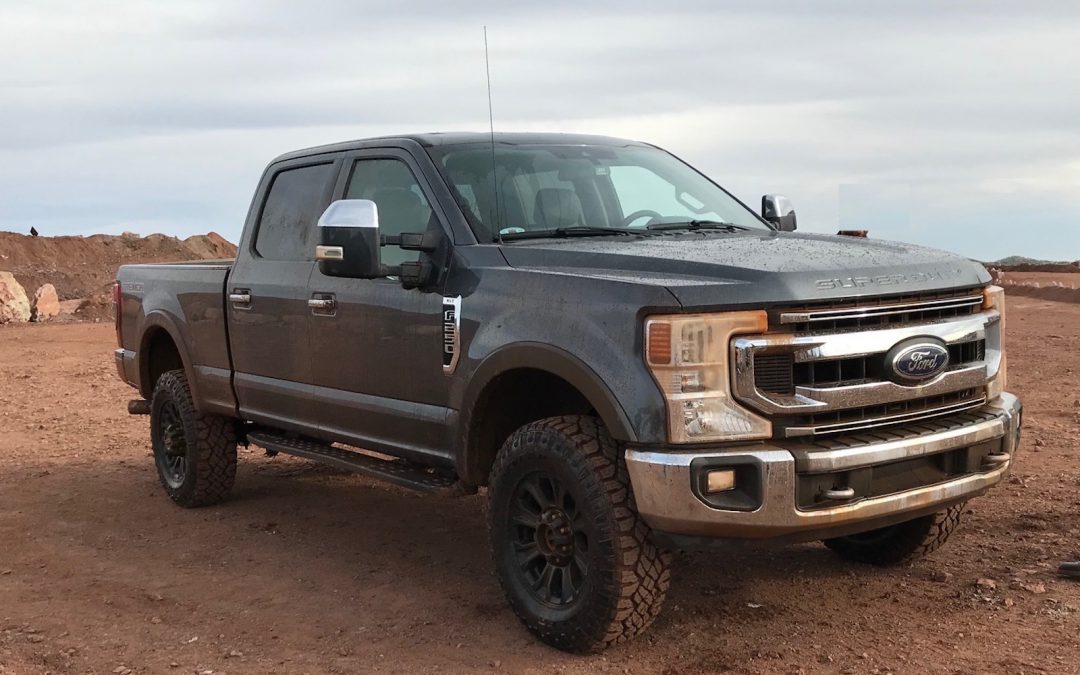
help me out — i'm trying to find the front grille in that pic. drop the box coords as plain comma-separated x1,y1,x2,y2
775,288,984,333
789,407,1001,449
755,339,986,395
783,389,985,436
734,288,1000,438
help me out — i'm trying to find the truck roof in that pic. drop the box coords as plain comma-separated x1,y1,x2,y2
272,132,649,164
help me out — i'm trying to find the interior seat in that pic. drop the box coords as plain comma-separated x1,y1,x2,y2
534,188,585,229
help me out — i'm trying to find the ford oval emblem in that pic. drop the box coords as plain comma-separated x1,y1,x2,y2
885,338,950,383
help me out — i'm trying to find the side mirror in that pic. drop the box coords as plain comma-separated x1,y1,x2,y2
316,199,382,278
762,194,797,231
315,199,441,287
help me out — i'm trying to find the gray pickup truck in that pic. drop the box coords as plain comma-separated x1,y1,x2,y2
115,132,1021,652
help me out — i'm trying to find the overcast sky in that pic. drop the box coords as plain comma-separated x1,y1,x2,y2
2,0,1078,261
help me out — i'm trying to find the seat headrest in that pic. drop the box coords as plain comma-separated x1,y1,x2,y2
534,188,584,229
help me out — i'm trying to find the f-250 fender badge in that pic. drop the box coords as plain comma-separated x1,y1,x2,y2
442,296,462,375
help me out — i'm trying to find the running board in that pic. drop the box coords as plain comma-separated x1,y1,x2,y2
246,431,460,494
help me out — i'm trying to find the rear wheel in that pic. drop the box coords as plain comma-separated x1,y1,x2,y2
823,503,965,566
487,415,671,653
150,370,237,507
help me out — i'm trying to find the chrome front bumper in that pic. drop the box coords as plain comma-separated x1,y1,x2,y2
625,392,1021,541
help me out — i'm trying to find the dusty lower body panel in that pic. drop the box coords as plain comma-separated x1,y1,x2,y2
626,392,1021,543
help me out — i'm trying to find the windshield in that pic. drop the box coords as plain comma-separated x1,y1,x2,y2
427,143,771,241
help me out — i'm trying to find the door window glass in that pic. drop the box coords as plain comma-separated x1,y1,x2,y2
254,162,336,261
346,159,435,266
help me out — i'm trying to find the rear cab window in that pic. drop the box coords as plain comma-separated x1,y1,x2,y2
254,162,338,261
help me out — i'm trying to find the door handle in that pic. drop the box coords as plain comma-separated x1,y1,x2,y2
229,291,252,306
308,294,336,314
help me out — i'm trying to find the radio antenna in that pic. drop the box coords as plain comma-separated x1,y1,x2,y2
484,26,502,243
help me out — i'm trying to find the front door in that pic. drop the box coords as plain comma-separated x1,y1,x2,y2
308,149,454,465
228,158,339,434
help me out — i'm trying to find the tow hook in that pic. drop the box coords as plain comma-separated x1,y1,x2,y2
981,451,1011,470
821,486,856,502
127,399,151,415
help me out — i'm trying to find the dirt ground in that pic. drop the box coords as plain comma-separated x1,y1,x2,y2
1,296,1078,675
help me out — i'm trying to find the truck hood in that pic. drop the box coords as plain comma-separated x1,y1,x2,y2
499,230,990,309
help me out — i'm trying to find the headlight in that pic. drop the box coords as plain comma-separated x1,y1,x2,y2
983,285,1007,399
644,311,772,443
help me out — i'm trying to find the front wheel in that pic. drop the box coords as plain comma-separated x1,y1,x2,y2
487,416,671,653
150,370,237,507
823,503,965,566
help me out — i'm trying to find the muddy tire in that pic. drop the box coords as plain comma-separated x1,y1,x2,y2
150,369,237,508
823,503,965,566
487,415,671,653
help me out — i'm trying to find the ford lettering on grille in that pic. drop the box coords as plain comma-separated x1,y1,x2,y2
887,339,950,383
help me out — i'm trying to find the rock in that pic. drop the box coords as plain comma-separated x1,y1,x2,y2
929,570,954,583
30,284,59,322
58,298,85,315
1034,438,1045,447
976,578,997,590
1020,582,1047,594
0,272,31,323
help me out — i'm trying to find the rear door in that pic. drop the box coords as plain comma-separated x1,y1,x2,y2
228,156,340,434
307,148,454,465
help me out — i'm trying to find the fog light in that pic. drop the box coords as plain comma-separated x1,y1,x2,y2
706,469,736,493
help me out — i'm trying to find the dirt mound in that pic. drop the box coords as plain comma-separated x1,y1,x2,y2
992,262,1080,274
1001,283,1080,304
0,231,236,319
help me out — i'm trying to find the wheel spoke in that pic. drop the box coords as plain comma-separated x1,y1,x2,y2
514,540,543,565
532,563,555,601
567,560,583,594
572,548,588,579
521,480,552,511
557,567,574,604
510,511,539,531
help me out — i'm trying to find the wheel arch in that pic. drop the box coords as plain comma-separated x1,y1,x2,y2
455,343,636,486
137,313,197,402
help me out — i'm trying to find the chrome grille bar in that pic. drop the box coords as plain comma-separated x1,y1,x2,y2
783,396,987,438
779,294,984,325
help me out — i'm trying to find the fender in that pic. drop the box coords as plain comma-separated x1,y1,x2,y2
137,311,198,403
454,342,637,479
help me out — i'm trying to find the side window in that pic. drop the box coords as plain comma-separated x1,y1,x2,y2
346,159,434,266
254,162,336,261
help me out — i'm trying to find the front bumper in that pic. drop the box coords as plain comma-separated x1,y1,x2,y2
625,392,1021,543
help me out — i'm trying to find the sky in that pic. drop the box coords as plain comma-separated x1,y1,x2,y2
2,0,1078,262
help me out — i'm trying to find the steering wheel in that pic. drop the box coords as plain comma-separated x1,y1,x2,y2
622,209,663,228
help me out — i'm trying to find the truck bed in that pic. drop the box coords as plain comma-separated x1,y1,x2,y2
115,260,237,417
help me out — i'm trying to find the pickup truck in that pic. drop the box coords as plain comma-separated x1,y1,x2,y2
115,132,1021,653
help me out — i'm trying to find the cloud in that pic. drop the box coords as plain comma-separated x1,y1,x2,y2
1,0,1078,261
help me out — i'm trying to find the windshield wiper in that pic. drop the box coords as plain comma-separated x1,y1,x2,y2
646,219,751,232
499,226,637,241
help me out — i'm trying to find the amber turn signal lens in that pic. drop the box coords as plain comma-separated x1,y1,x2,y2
646,321,672,365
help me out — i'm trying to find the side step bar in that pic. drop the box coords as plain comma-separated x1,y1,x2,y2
246,431,461,494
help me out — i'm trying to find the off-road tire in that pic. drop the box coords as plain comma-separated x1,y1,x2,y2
823,503,965,566
150,369,237,507
487,415,671,653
